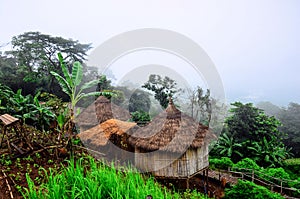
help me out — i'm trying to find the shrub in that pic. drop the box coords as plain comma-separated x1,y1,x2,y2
288,177,300,191
209,157,234,170
283,158,300,178
266,167,290,180
233,158,261,171
130,111,151,123
224,180,284,199
258,167,291,187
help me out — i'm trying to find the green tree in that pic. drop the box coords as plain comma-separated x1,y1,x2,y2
278,102,300,157
0,54,25,92
214,102,290,166
226,102,284,143
142,74,180,109
97,74,112,92
129,90,151,113
6,31,91,97
188,87,212,124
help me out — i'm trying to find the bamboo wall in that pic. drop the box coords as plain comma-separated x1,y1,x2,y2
134,143,209,178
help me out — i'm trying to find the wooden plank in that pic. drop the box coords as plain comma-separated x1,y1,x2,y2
0,114,19,126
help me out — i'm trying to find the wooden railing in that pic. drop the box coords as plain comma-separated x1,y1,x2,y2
211,167,300,198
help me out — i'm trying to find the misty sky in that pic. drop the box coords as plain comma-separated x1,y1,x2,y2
1,0,300,106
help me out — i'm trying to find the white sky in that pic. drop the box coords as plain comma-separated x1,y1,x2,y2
1,0,300,106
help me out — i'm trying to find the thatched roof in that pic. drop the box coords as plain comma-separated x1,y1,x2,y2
128,98,210,154
75,96,131,127
78,119,138,147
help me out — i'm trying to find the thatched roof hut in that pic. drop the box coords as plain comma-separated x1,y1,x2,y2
75,96,131,132
129,98,212,178
78,119,138,163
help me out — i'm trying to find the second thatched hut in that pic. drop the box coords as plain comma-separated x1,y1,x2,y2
129,98,212,178
78,118,138,163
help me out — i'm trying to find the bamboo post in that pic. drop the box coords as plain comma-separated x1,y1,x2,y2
252,169,254,182
202,170,206,194
280,180,283,194
206,168,209,192
186,178,189,189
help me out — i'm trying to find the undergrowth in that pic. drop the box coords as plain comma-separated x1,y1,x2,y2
23,156,207,199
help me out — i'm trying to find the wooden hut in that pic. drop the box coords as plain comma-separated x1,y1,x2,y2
129,98,212,178
78,119,138,163
75,96,131,132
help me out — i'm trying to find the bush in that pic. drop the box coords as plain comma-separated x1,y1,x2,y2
283,158,300,178
224,180,284,199
266,167,290,180
233,158,261,171
130,111,151,123
258,167,291,187
209,157,234,170
288,177,300,191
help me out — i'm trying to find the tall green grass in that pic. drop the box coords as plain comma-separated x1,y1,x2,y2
23,156,206,199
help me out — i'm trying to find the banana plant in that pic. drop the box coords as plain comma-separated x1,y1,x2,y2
50,53,104,136
24,92,56,131
213,132,243,160
247,136,292,167
50,53,100,113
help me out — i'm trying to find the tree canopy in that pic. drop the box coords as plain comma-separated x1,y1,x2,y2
1,32,92,99
142,74,180,109
278,102,300,157
128,89,151,113
212,102,291,167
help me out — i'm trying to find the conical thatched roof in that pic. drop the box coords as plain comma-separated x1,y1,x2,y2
78,119,138,147
128,98,210,154
75,96,131,127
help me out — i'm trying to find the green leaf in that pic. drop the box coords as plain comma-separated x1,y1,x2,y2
77,91,102,100
235,151,244,157
50,71,72,96
57,114,65,129
58,53,72,86
72,61,83,86
220,149,227,155
228,148,232,157
33,91,41,106
80,79,99,91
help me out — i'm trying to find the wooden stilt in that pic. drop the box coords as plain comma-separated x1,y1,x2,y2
206,168,209,194
186,178,189,189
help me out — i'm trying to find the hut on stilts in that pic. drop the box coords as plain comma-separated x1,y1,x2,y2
129,98,214,188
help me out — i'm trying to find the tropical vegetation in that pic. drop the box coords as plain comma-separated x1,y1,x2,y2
1,31,300,198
